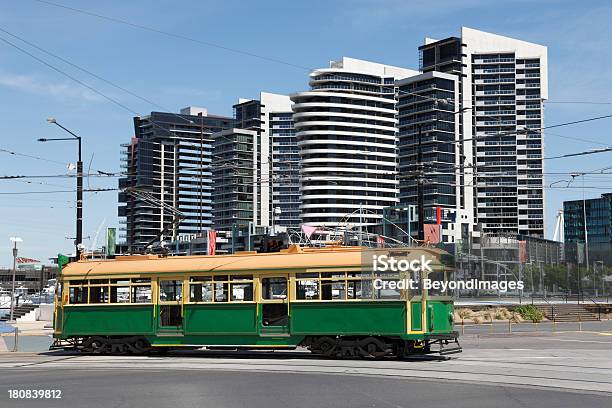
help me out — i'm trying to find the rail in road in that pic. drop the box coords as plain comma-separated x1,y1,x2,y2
2,345,611,394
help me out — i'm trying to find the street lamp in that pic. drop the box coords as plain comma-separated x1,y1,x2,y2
9,237,22,322
39,117,83,259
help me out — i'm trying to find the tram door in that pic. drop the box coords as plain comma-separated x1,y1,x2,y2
157,279,184,334
259,276,289,335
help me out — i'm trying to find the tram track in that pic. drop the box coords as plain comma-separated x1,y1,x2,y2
3,351,612,394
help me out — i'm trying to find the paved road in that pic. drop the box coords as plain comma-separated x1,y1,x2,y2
1,368,610,408
1,330,611,408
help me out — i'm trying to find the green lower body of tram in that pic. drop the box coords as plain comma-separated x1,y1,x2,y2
52,299,461,357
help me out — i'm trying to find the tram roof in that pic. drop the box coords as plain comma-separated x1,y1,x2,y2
60,245,449,278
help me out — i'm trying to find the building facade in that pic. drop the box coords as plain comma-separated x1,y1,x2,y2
227,92,299,230
118,108,233,252
212,127,261,231
265,94,301,230
396,71,471,243
564,193,612,264
212,92,299,231
292,57,417,229
419,27,548,238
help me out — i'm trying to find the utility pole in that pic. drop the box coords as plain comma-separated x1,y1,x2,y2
42,118,83,259
417,124,424,241
582,174,589,298
9,237,22,322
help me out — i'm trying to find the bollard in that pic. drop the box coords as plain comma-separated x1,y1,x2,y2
461,320,465,335
12,327,18,352
508,319,512,333
579,315,582,332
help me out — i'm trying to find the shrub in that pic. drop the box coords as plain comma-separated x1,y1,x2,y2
494,307,508,320
515,305,544,323
457,308,472,321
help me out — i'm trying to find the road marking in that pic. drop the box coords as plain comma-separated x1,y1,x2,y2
533,338,612,344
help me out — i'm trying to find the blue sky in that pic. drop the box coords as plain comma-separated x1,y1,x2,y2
1,0,612,266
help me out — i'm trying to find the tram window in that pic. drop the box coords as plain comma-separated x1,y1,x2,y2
190,283,203,302
131,278,150,283
231,274,253,281
359,279,374,299
375,279,401,300
321,281,346,300
111,279,130,285
111,286,130,303
89,286,108,303
296,273,318,279
159,280,182,302
90,279,108,285
132,285,152,303
230,282,253,301
214,282,228,302
296,280,319,300
261,278,287,300
347,280,361,299
69,286,88,304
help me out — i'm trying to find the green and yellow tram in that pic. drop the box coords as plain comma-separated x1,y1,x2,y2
52,245,461,357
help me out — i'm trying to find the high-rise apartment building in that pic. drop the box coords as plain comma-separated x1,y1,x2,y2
291,57,417,228
212,127,261,231
397,71,470,243
213,92,299,231
419,27,547,237
118,108,233,251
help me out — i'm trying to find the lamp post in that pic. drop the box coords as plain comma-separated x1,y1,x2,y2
9,237,22,322
39,118,83,259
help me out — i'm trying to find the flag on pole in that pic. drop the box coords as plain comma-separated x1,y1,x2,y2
424,224,441,244
106,228,116,257
519,240,527,263
301,225,318,239
376,235,385,248
16,257,40,264
207,230,217,255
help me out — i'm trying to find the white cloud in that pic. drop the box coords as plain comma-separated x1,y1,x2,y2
0,72,104,102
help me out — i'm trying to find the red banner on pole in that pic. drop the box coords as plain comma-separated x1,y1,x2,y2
436,206,441,225
518,240,527,263
424,224,441,244
207,230,217,255
377,235,385,248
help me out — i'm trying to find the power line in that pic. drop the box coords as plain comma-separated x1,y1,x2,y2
0,147,68,166
0,188,117,195
0,26,180,115
33,0,311,71
0,34,139,115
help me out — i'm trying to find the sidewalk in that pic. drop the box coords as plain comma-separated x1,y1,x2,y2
0,320,54,353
